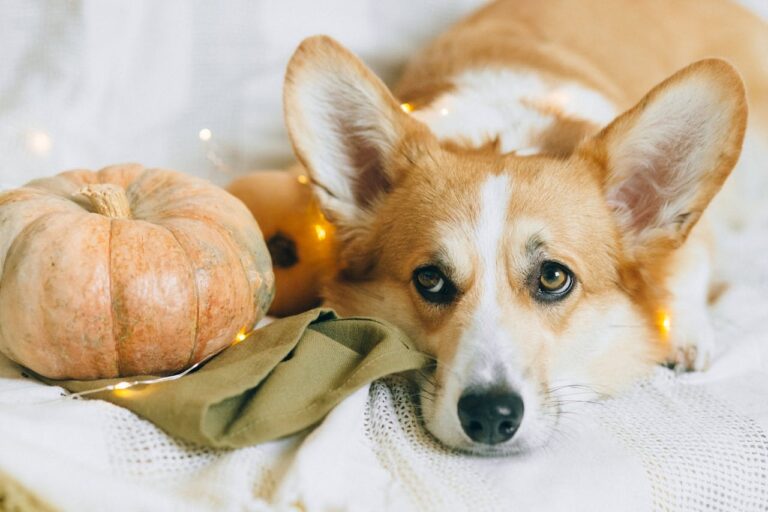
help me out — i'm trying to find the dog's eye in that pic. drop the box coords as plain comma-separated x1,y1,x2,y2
537,261,574,299
413,266,456,305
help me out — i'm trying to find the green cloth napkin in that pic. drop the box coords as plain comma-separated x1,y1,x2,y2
53,309,430,449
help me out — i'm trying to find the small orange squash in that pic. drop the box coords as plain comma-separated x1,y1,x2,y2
227,169,336,317
0,164,274,379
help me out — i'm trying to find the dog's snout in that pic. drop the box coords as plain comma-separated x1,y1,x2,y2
457,389,524,445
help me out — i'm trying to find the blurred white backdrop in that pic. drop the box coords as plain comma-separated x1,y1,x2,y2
0,0,765,187
0,0,485,186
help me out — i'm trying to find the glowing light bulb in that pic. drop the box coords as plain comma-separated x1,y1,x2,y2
400,102,414,113
232,329,248,345
657,310,672,338
314,224,327,241
26,130,52,156
198,128,212,141
297,175,309,185
439,107,449,116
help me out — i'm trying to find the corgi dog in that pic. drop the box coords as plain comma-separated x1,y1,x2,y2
282,0,768,454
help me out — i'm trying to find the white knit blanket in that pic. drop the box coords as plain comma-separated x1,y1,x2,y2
1,218,767,511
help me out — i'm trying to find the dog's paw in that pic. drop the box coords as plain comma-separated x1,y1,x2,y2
664,313,715,373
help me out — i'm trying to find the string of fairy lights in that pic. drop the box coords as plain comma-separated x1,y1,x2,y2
65,358,210,400
57,328,253,401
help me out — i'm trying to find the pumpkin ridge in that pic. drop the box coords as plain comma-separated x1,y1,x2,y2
162,223,201,368
178,217,254,358
107,218,121,376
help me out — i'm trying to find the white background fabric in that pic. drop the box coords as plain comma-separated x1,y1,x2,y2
1,1,768,511
0,0,486,188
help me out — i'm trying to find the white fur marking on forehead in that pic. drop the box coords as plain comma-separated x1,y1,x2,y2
436,174,513,286
451,174,515,385
476,174,513,305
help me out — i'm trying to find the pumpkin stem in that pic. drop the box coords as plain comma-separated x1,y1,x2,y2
76,184,133,219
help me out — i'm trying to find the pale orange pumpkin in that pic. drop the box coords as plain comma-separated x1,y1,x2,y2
0,163,274,379
227,169,336,317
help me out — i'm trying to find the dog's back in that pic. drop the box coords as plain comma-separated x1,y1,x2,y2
397,0,768,127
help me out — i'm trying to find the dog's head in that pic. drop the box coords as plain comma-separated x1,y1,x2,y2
283,36,746,454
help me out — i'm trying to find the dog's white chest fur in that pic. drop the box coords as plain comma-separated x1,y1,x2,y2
412,68,617,153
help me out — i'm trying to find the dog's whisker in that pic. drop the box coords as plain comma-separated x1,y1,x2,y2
547,383,596,392
545,401,603,409
545,390,600,398
415,369,438,384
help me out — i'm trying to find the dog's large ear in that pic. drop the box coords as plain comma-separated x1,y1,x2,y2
581,59,747,257
284,36,425,231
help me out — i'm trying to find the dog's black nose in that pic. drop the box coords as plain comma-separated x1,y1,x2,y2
457,390,524,445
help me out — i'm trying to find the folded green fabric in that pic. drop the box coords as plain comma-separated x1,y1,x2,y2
53,309,430,448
